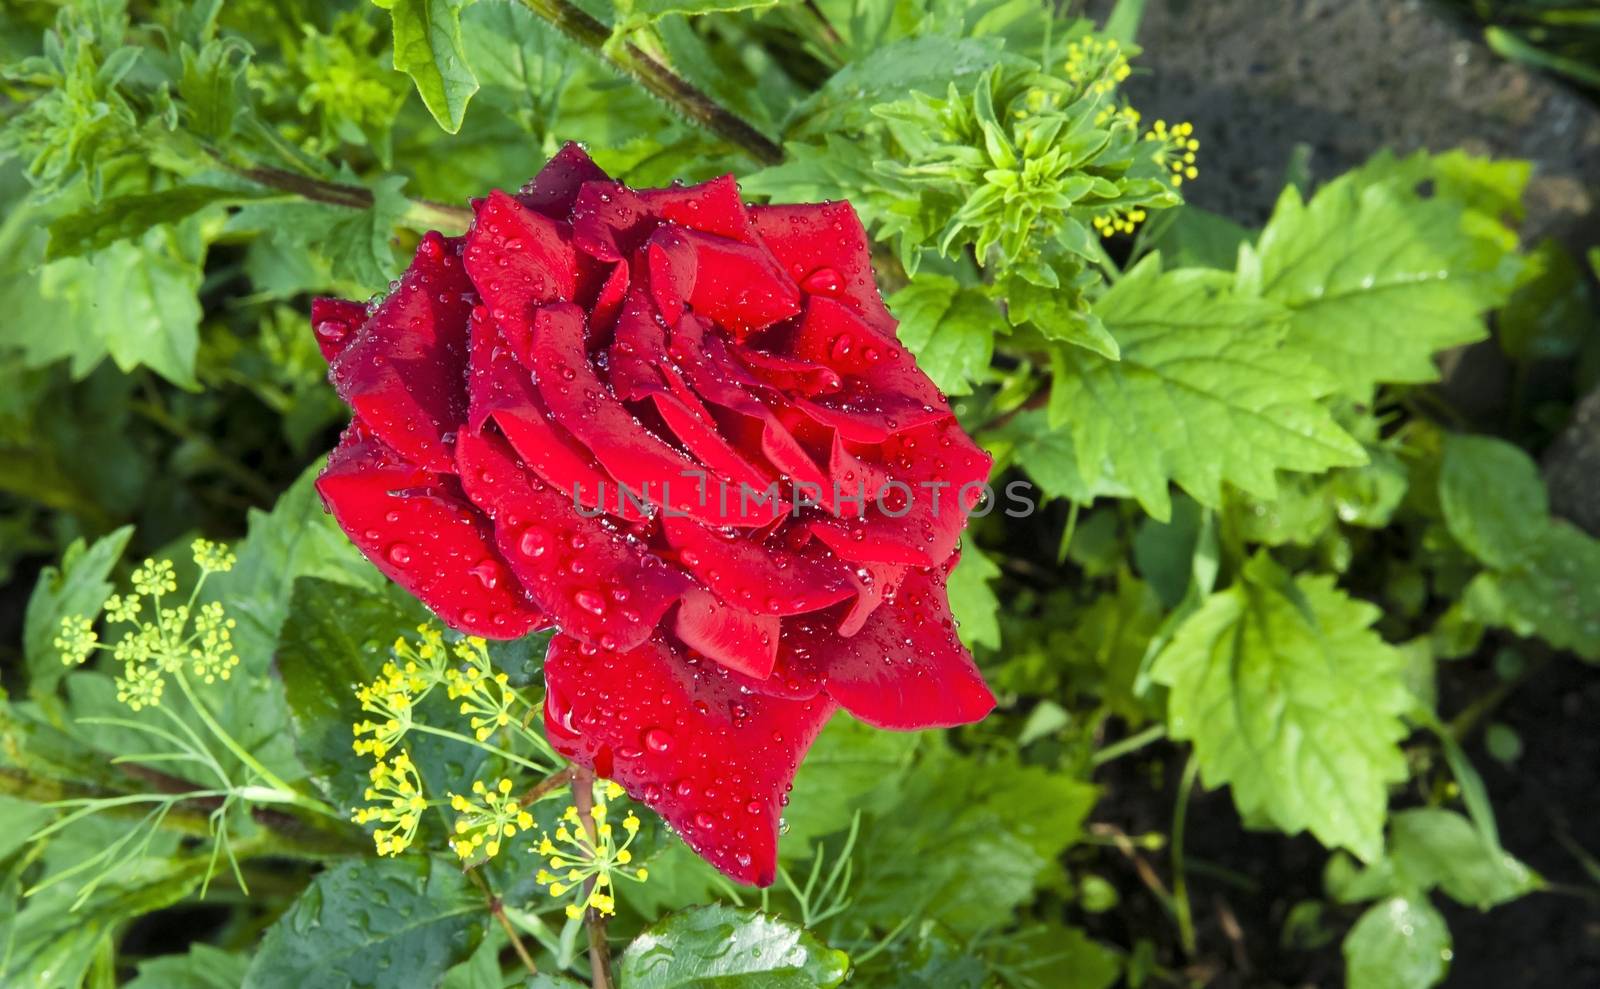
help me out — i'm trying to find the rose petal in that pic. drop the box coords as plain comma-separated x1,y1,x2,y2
730,342,842,397
662,515,854,616
791,564,995,729
310,297,368,363
839,561,908,637
787,297,948,442
467,307,643,520
456,428,691,651
518,142,611,218
329,231,472,472
677,229,801,337
528,302,782,527
809,417,992,567
464,189,577,324
646,227,695,327
571,181,653,262
750,200,897,337
674,587,780,680
544,634,835,885
316,423,546,638
638,175,757,243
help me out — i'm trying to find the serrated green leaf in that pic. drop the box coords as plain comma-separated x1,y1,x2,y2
1152,559,1412,861
1055,258,1366,521
947,540,1001,650
22,526,133,696
1438,434,1547,569
1140,204,1250,270
326,176,411,289
887,274,1001,395
788,36,1020,137
243,855,483,989
1342,895,1451,989
781,714,919,850
1388,809,1540,910
1239,173,1516,399
374,0,479,133
619,905,849,989
277,577,430,809
1003,274,1120,360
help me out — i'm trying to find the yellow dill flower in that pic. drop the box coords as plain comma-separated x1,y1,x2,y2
116,661,165,711
353,752,428,856
351,662,420,758
190,538,237,574
446,777,535,861
535,780,647,919
189,602,240,684
444,639,516,743
1147,119,1200,187
55,616,99,667
104,593,141,624
131,559,177,597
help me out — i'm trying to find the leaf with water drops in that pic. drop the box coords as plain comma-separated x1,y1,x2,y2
619,904,849,989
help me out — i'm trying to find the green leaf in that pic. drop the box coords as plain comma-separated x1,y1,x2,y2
1238,173,1516,399
946,540,1001,650
1003,275,1120,360
1462,522,1600,661
1151,558,1412,861
1438,434,1547,569
619,905,849,989
3,233,205,389
887,274,1002,396
1388,809,1540,910
243,855,483,989
1439,434,1600,660
373,0,480,134
325,176,411,289
125,945,251,989
1341,895,1451,989
782,714,919,850
277,577,430,809
1139,204,1251,270
46,185,264,261
22,525,133,696
788,37,1020,137
986,408,1128,505
1055,259,1366,521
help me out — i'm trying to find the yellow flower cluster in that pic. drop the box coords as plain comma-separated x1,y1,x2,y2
445,637,517,743
352,752,427,856
54,543,242,711
1063,35,1132,96
447,778,535,861
1148,119,1200,187
535,781,647,920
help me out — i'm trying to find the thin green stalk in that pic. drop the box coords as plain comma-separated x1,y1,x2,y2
1170,755,1200,957
409,723,555,775
1091,724,1167,767
172,670,337,820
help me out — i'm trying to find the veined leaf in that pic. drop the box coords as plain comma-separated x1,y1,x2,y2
373,0,479,134
947,540,1002,650
1054,258,1366,521
1238,173,1517,399
1151,557,1413,861
47,184,269,260
243,855,483,989
1389,808,1540,910
619,905,849,989
888,274,1003,395
1438,434,1547,569
621,0,780,21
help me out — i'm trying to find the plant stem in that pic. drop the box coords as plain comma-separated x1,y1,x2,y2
517,766,574,807
468,870,541,977
1170,755,1200,957
409,723,554,775
1091,724,1168,767
514,0,783,165
229,163,474,234
172,670,338,821
570,766,615,989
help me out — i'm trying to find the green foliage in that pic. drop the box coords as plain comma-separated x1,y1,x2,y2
243,855,484,989
619,905,849,988
0,1,1589,986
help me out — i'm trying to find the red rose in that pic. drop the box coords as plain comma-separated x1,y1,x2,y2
312,144,996,884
